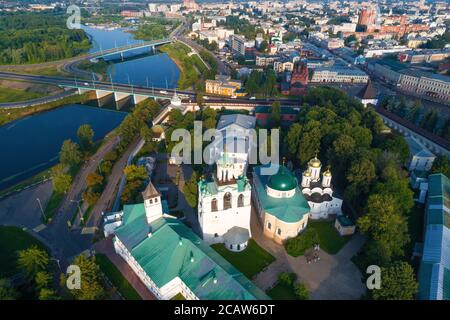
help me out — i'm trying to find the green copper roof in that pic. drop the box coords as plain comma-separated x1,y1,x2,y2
253,164,310,223
114,205,269,300
267,165,298,191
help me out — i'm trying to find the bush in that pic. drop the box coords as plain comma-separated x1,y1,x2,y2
293,282,309,300
278,272,296,287
285,228,319,257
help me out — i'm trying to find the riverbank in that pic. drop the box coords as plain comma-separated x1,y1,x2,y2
159,42,206,90
0,92,93,126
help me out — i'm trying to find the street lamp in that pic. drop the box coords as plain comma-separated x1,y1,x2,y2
36,198,47,222
70,199,84,224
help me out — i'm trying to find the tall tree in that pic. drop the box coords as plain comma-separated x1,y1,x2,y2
52,172,72,194
69,255,104,300
271,101,281,128
183,172,198,208
372,262,418,300
0,278,18,300
430,155,450,177
77,124,94,151
59,139,82,167
17,246,49,280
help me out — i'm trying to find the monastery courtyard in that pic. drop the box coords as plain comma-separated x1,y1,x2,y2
250,207,366,300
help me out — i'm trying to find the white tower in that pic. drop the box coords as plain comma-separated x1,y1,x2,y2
301,170,312,188
308,156,322,182
142,182,163,224
322,169,332,188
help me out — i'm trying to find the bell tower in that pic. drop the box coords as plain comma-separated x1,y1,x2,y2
142,182,163,224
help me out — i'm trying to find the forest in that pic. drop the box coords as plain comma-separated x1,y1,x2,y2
0,11,90,65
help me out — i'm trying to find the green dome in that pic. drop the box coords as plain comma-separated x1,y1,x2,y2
267,165,298,191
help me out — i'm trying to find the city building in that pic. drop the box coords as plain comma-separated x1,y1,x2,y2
300,157,343,219
252,163,310,245
356,80,378,107
230,34,246,56
417,173,450,300
310,67,369,83
357,6,378,28
405,136,436,173
103,182,268,300
205,75,245,97
197,114,256,248
289,62,309,95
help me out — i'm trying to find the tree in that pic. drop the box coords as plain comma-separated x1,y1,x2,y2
59,139,82,167
17,246,49,280
52,172,72,194
183,172,198,208
38,287,59,300
346,158,376,192
82,191,101,207
357,194,409,265
77,124,94,151
69,255,104,300
0,278,18,300
271,101,281,128
35,271,52,290
430,155,450,177
124,165,148,182
372,262,418,300
285,123,302,159
99,161,113,176
278,272,296,286
86,172,104,189
293,282,309,300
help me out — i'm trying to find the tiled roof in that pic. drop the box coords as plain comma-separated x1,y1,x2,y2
115,209,269,300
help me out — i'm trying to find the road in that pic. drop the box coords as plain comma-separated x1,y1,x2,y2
0,89,77,109
37,136,120,263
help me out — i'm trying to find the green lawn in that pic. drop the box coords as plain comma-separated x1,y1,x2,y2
0,86,45,103
266,282,298,300
308,220,352,254
95,254,142,300
211,239,275,279
0,226,48,278
43,191,64,223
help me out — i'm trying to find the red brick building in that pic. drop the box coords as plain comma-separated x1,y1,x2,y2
289,62,308,96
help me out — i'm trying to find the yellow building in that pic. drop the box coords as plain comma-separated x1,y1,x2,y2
205,75,244,97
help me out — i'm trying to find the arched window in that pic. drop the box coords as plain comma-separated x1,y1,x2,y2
223,192,232,210
211,198,218,212
267,222,272,230
277,228,282,235
238,194,244,207
237,244,241,250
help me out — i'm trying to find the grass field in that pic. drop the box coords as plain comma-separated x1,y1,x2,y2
0,226,48,278
43,192,65,223
308,220,352,254
0,86,45,103
211,239,275,279
266,282,297,300
95,254,142,300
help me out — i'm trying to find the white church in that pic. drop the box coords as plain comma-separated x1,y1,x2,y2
300,156,343,219
197,114,256,252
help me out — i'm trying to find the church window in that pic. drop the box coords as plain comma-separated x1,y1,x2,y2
237,244,241,250
267,222,272,230
238,194,244,207
230,244,233,249
211,198,218,212
214,233,219,238
277,228,282,235
149,199,153,204
223,192,232,210
155,198,158,203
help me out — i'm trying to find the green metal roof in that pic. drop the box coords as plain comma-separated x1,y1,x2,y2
114,205,269,300
253,164,310,223
267,165,298,191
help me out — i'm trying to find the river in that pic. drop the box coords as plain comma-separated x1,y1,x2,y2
0,26,179,191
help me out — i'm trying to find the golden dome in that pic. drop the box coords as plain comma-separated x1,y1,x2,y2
309,157,321,168
323,169,332,177
304,170,311,177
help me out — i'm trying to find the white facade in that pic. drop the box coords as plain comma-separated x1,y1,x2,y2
301,157,343,219
310,68,369,83
197,115,255,247
405,136,436,172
